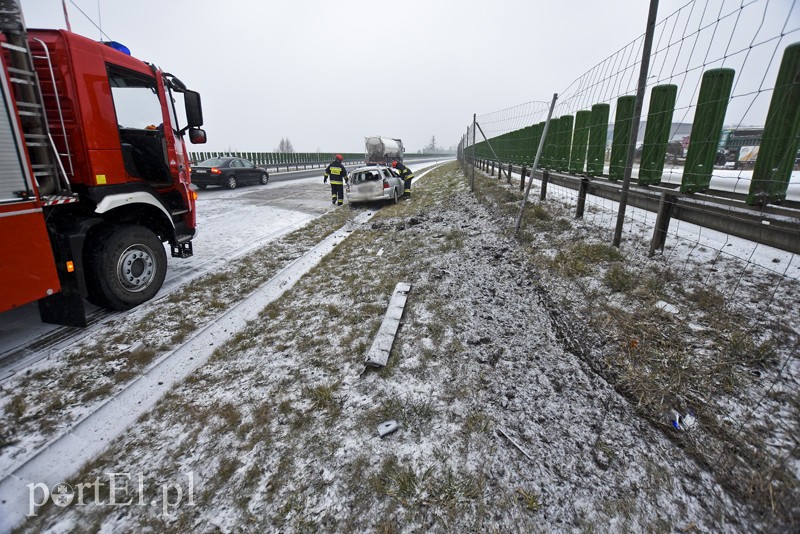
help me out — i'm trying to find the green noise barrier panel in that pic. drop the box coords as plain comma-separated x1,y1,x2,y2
748,42,800,205
609,95,636,181
532,123,544,165
556,114,574,172
542,117,560,169
681,68,735,193
520,125,534,164
587,103,610,177
639,84,678,185
569,110,592,174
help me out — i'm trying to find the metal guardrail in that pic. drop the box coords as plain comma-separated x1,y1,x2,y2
472,158,800,255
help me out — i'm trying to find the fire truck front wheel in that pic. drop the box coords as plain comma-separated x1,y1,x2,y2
86,225,168,310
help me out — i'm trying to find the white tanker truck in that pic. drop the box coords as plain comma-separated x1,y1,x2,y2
365,136,404,165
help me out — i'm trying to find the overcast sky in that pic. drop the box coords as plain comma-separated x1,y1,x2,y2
18,1,799,154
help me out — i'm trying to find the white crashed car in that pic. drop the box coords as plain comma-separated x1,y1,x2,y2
345,165,404,205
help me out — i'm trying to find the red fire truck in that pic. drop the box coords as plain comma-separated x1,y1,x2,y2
0,2,206,326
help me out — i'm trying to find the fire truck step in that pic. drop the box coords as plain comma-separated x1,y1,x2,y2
170,208,188,217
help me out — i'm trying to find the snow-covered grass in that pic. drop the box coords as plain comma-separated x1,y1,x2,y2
0,200,354,478
14,162,799,532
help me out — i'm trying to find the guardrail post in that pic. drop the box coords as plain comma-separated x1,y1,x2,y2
507,163,513,185
520,165,527,191
576,177,590,218
491,160,495,177
540,170,549,200
649,192,675,256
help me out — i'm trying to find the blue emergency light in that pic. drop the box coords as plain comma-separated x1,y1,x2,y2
103,41,131,55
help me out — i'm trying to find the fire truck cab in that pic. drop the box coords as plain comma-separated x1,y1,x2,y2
0,3,205,326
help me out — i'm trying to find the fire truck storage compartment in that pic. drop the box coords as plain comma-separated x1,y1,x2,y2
0,67,61,312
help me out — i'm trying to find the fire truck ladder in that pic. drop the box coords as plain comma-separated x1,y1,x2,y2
0,0,73,199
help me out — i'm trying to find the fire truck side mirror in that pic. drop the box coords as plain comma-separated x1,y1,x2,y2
184,90,204,128
189,128,207,145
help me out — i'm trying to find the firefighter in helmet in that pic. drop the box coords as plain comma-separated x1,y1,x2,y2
392,160,414,199
324,154,348,206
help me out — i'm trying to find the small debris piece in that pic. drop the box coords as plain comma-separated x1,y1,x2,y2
378,420,399,438
671,408,697,431
496,427,533,461
364,283,412,368
655,300,679,314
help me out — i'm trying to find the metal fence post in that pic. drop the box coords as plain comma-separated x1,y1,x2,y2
520,165,527,191
613,0,659,247
471,114,476,192
475,122,510,182
515,93,558,236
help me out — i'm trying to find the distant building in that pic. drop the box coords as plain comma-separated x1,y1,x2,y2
719,127,764,150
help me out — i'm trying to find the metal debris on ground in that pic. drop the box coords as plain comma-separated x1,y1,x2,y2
496,427,533,461
364,282,412,368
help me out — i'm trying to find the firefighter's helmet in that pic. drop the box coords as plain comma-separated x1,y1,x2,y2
335,154,343,161
392,160,398,168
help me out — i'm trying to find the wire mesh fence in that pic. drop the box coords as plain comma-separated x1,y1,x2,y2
457,0,800,527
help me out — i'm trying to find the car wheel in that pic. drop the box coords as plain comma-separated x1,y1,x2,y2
85,225,167,310
227,175,238,189
393,186,400,204
197,184,208,190
260,173,269,185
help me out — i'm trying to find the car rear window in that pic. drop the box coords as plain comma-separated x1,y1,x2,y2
199,158,227,166
351,170,382,183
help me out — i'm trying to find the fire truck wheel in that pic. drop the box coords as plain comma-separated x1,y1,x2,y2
85,225,167,310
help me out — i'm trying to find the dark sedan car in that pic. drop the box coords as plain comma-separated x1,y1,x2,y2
191,157,269,189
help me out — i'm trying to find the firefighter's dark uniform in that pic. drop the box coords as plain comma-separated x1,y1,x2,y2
394,161,414,198
324,159,348,206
